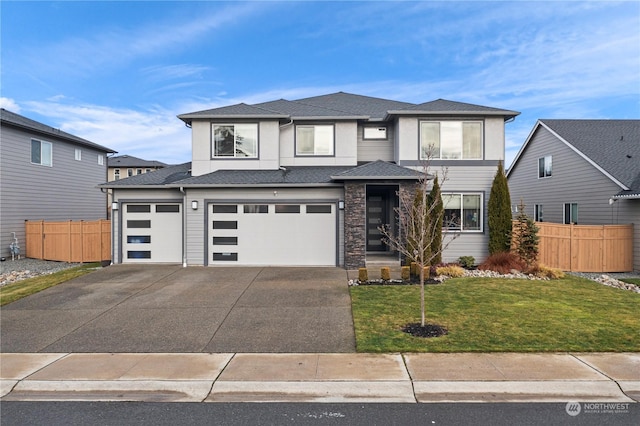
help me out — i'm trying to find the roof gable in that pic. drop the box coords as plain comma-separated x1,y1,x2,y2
508,119,640,194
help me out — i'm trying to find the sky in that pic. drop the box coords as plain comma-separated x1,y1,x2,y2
2,0,639,167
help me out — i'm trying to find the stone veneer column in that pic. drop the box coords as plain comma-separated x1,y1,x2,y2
344,182,366,269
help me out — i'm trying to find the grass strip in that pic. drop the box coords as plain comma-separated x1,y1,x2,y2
0,263,99,306
350,275,640,353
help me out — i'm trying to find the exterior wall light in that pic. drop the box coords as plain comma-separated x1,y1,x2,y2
338,200,345,210
111,202,119,211
191,200,198,210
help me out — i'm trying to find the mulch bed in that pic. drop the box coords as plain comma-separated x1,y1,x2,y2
402,323,449,338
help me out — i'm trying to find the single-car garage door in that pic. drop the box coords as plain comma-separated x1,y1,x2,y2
122,203,182,263
209,202,336,266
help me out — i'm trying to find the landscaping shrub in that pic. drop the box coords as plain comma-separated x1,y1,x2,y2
401,266,410,281
488,162,512,254
358,268,368,282
478,251,526,274
410,262,418,277
381,267,391,281
436,264,465,278
458,256,475,269
527,263,565,279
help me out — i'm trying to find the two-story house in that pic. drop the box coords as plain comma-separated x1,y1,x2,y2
0,108,116,260
507,119,640,272
101,92,519,268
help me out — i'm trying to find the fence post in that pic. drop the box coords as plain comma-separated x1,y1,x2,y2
40,220,45,260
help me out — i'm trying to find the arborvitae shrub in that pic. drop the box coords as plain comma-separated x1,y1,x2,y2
488,162,513,254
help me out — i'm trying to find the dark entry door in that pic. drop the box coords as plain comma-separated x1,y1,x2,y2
366,195,386,251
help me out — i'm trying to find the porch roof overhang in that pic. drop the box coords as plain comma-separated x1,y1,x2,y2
330,160,427,181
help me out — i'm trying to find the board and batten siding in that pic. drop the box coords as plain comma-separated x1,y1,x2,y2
1,125,109,259
184,187,345,266
508,125,640,272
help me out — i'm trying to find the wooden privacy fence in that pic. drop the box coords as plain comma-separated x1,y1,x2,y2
25,220,111,263
533,222,633,273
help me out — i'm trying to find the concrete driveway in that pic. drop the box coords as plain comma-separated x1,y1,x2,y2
0,265,356,353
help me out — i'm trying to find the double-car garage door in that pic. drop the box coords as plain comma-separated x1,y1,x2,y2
209,202,337,266
121,201,337,266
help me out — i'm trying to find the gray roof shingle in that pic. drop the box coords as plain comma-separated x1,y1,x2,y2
294,92,415,120
1,108,116,153
173,166,353,186
388,99,520,120
107,155,167,168
541,119,640,195
331,160,423,180
254,99,366,119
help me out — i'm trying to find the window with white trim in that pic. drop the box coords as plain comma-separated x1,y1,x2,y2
563,203,578,224
98,155,104,165
538,156,552,178
534,204,543,222
442,193,482,231
114,169,120,180
127,169,133,177
296,125,334,156
213,123,258,158
74,149,82,161
420,121,482,160
31,139,52,166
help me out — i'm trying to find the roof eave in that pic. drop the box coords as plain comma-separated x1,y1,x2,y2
385,110,520,121
330,175,423,181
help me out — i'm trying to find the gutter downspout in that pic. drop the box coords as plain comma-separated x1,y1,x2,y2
180,186,187,267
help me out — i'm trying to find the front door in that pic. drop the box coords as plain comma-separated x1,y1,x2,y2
366,194,387,251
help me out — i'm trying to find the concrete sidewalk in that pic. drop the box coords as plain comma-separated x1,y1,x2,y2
1,352,638,403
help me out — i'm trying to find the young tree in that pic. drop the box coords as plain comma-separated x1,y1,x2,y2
488,162,512,254
512,199,539,268
380,158,459,328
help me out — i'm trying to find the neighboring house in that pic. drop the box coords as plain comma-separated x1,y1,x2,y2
107,154,167,181
100,92,519,268
507,119,640,272
106,155,168,217
0,108,116,260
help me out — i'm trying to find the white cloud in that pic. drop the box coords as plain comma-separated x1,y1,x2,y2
0,97,21,112
24,101,192,164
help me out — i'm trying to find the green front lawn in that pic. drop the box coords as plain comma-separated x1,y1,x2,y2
0,263,99,306
350,275,639,352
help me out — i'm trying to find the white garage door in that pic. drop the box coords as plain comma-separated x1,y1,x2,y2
209,202,336,266
122,203,182,263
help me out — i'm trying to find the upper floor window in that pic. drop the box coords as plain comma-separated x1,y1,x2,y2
128,169,133,177
114,169,120,180
363,127,387,140
213,123,258,158
31,139,52,166
98,155,104,165
136,169,142,175
296,125,334,156
420,121,482,160
74,149,82,161
538,155,552,178
442,193,482,232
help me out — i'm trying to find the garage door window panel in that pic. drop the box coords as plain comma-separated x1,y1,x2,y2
156,205,180,213
244,204,268,214
275,205,300,213
127,205,151,213
213,220,238,229
306,205,332,214
128,251,151,259
127,220,151,228
213,252,238,261
213,236,238,245
127,236,151,244
213,204,238,214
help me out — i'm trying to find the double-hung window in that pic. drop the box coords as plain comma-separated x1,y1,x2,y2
538,156,552,178
31,139,52,166
420,121,482,160
74,149,82,161
296,125,334,156
213,123,258,158
442,193,482,231
114,169,120,180
534,204,544,222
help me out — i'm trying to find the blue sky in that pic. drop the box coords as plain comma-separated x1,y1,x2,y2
2,1,639,166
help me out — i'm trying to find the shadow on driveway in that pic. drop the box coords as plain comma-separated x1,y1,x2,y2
0,265,355,353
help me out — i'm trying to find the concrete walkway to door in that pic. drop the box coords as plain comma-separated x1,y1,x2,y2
0,265,356,353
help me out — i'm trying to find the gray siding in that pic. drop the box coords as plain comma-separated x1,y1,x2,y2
508,126,639,271
1,125,109,259
357,123,394,162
